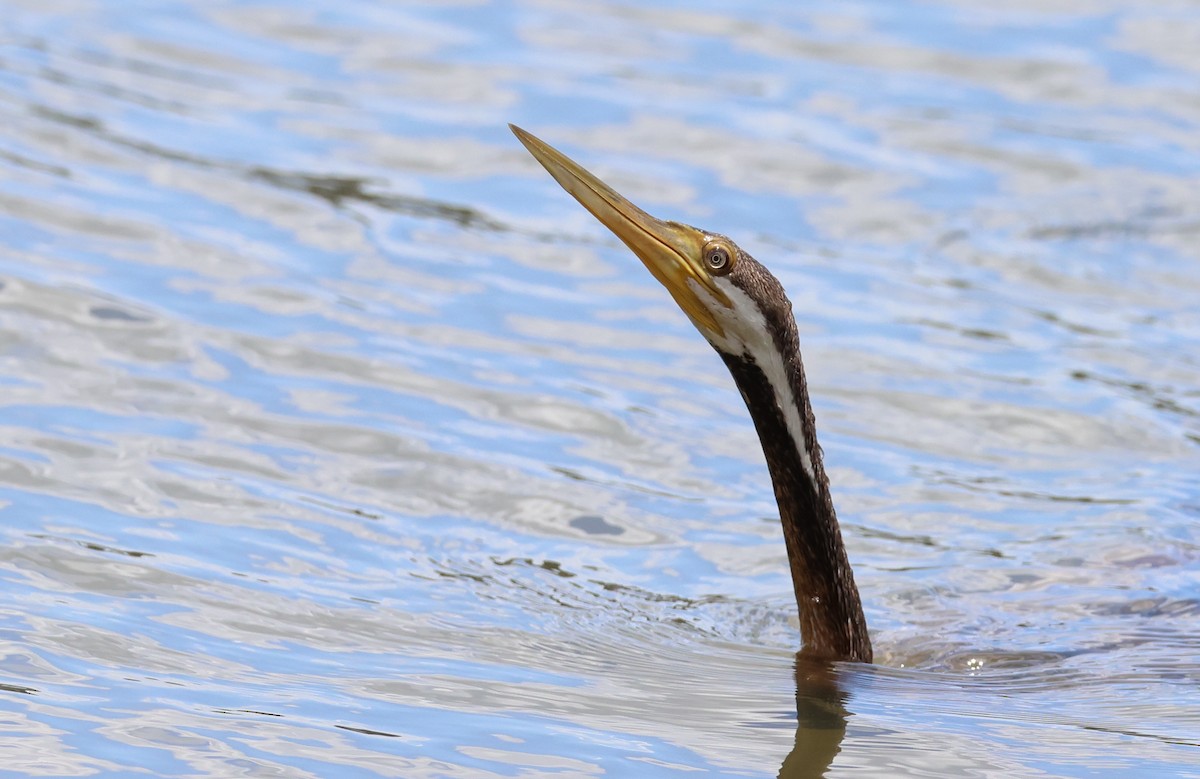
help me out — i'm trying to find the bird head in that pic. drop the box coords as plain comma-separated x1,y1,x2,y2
510,124,795,361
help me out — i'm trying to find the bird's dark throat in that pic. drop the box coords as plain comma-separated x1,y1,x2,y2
720,351,872,662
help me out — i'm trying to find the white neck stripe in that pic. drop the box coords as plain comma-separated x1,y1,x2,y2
690,280,817,485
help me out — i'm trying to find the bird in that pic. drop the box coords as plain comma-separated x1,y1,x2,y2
511,125,872,663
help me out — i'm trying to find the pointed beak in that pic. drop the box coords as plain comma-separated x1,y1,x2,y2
510,124,730,336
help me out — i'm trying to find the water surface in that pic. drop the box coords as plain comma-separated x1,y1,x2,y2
1,1,1198,776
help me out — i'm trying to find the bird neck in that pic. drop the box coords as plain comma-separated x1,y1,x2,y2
720,350,872,663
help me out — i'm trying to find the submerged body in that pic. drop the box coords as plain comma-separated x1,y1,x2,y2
511,125,871,662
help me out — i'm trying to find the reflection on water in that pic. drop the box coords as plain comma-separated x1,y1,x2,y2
1,0,1199,776
780,659,852,779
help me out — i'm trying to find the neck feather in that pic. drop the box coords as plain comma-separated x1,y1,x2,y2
719,349,872,663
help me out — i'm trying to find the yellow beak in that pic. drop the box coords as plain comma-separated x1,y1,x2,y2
510,124,731,336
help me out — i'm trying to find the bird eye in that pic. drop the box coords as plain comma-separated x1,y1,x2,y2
704,241,734,275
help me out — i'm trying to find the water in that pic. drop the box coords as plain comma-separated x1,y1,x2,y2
1,1,1198,776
